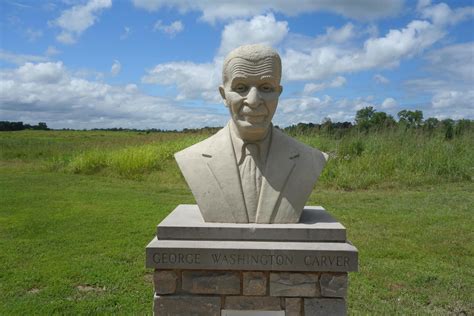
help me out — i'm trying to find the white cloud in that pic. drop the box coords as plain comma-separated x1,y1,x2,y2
274,95,392,126
303,76,346,95
219,14,288,56
281,1,474,82
51,0,112,44
120,26,131,40
132,0,404,23
404,41,474,119
425,42,474,81
45,46,61,57
419,2,474,26
0,50,48,65
111,60,121,76
318,23,355,44
431,90,472,109
143,61,220,102
284,18,445,81
14,62,66,84
373,74,390,84
275,95,335,125
0,62,227,129
25,28,43,42
153,20,184,37
381,97,397,109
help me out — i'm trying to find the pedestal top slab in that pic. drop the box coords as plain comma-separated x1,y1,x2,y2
157,204,346,242
146,237,358,272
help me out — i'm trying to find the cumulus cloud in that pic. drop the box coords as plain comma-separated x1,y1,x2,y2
418,1,474,26
111,60,121,76
431,90,471,109
373,74,390,84
425,42,474,81
0,50,48,65
50,0,112,44
303,76,346,95
132,0,404,23
153,20,184,37
274,95,391,126
381,97,397,109
142,61,220,102
284,18,445,81
404,41,474,119
218,14,288,56
25,28,43,42
45,46,61,57
120,26,131,40
0,62,226,129
317,23,356,44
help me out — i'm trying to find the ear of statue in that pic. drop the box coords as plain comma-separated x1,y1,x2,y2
278,85,283,96
219,85,228,107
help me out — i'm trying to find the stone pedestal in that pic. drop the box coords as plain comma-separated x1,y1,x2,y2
146,205,358,316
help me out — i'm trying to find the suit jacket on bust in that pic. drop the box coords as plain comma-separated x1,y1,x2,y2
174,123,327,223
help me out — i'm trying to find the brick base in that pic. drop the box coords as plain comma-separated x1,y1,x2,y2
153,269,348,316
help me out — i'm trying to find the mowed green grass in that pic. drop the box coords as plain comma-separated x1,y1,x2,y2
0,130,473,314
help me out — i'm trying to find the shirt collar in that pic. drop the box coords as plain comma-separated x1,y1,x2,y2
229,121,272,165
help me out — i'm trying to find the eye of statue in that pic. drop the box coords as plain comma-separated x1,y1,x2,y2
234,83,248,93
260,83,274,93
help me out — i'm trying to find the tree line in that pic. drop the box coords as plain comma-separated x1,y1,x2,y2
0,121,48,131
284,107,472,140
1,107,472,139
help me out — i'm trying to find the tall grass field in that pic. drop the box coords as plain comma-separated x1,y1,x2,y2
0,129,473,314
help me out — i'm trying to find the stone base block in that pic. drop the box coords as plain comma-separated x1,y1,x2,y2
157,204,347,242
304,298,346,315
270,272,319,297
147,205,356,315
154,295,221,316
152,269,347,315
182,270,240,294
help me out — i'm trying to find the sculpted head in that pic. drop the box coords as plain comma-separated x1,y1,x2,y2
219,44,283,142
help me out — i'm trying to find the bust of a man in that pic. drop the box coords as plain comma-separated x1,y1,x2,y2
175,44,327,223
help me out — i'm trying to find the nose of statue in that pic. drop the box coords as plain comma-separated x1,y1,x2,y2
244,87,262,108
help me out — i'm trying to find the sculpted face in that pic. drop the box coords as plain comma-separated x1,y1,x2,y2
220,54,282,142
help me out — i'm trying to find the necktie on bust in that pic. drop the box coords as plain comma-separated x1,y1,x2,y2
239,143,262,222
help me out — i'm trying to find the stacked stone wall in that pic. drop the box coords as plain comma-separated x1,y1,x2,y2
153,269,348,315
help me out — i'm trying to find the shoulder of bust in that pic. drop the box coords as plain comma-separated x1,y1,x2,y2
272,127,328,170
174,126,228,162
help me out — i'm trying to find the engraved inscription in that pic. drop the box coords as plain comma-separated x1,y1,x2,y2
153,253,201,264
304,255,349,267
211,253,294,266
150,250,354,271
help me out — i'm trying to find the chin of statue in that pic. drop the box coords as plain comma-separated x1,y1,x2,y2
236,119,270,140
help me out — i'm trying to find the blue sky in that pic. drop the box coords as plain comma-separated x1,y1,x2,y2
0,0,473,129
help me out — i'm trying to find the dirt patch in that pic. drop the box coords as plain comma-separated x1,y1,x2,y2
27,288,41,294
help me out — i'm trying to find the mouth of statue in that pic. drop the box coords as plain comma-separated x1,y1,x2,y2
243,114,266,124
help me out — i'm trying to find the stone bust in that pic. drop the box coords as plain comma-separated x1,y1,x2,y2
175,44,328,223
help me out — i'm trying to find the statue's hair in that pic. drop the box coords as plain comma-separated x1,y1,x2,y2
222,44,282,84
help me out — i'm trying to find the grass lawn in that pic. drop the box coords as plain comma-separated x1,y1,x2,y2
0,130,473,314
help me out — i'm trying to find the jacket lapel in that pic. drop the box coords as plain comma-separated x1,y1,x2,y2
256,129,297,223
204,124,249,223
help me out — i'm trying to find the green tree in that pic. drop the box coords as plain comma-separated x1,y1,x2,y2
424,117,439,130
38,122,48,130
398,110,424,128
442,119,454,140
454,119,472,136
371,112,396,130
355,106,376,131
